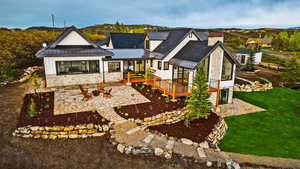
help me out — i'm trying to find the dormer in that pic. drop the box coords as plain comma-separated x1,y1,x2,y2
145,32,169,51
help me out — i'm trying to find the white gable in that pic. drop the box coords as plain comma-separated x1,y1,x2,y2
57,31,91,46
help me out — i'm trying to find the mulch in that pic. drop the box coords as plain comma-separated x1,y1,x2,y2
149,113,220,143
114,83,186,119
17,92,108,127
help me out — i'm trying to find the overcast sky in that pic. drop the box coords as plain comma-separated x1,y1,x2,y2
1,0,300,29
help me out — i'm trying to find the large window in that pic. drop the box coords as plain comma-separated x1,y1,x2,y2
163,62,169,70
197,56,210,81
221,56,233,81
108,62,121,72
56,60,99,75
157,61,162,70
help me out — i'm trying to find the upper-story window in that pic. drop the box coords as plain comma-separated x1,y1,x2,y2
188,33,193,38
56,60,99,75
221,55,233,81
197,56,210,81
163,62,169,70
145,40,150,50
157,60,162,70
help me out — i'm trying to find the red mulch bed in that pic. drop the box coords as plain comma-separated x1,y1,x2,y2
149,113,219,143
114,83,186,119
17,92,108,127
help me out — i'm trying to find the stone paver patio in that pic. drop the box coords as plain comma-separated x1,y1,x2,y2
54,85,150,116
218,98,265,117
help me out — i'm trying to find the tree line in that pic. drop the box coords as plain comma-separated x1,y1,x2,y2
0,29,106,81
272,31,300,51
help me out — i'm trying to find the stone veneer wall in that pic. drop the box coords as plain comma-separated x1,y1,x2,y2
209,47,223,82
104,72,123,83
46,73,103,87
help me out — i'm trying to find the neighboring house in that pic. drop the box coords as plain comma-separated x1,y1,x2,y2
36,26,238,105
246,38,272,48
235,49,262,65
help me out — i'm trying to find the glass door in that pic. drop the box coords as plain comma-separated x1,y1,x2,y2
123,60,134,78
220,89,229,104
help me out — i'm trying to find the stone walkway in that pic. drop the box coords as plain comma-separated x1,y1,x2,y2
218,98,265,117
226,152,300,169
111,121,231,163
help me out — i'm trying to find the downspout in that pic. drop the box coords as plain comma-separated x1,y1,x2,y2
102,59,105,83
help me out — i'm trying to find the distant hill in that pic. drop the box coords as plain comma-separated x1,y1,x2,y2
26,26,65,32
289,26,300,30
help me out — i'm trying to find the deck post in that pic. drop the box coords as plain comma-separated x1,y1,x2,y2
215,80,220,106
153,78,157,89
171,84,177,102
126,72,132,86
162,80,167,96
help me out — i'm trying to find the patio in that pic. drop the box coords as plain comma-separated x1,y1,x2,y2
54,84,150,115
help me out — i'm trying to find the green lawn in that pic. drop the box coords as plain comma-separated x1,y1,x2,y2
219,88,300,159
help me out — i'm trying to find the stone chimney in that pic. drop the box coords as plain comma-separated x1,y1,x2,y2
208,33,224,46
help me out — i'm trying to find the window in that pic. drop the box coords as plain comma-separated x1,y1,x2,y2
241,55,246,64
221,55,234,81
163,62,169,70
108,62,121,72
188,33,193,38
56,60,99,75
157,61,162,70
145,40,150,50
150,60,153,67
220,89,229,104
197,56,210,81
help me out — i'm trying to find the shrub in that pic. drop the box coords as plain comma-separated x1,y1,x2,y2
184,69,212,127
28,98,40,117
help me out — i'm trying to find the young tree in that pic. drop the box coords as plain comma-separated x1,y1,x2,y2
245,50,255,71
184,69,212,127
281,56,300,89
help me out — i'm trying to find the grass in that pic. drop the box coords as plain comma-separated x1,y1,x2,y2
219,88,300,159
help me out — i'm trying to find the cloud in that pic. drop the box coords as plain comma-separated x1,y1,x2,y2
0,0,300,28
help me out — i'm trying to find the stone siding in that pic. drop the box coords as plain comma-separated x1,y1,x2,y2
104,72,123,82
209,47,223,82
46,73,103,87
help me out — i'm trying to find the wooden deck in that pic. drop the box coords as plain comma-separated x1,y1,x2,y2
125,72,220,102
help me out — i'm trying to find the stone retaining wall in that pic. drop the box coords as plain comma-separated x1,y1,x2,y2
0,66,42,86
234,77,272,92
12,123,111,139
206,118,228,146
138,109,187,126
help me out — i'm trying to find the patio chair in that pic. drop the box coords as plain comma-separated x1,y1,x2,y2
79,85,92,101
103,88,112,98
98,82,105,93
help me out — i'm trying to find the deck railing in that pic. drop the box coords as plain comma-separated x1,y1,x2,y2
126,73,221,105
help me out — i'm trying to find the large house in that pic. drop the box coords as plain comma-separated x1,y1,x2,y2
36,26,238,106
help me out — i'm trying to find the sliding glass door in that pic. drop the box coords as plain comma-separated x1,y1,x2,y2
173,66,189,86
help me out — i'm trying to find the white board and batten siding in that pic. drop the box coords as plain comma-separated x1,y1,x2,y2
153,32,199,80
57,31,91,46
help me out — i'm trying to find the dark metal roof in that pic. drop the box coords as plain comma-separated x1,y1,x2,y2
36,26,113,57
169,58,198,69
105,49,152,60
96,38,110,46
169,41,240,69
152,28,192,59
147,32,169,40
196,32,208,40
36,46,113,57
108,33,145,49
172,41,212,62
